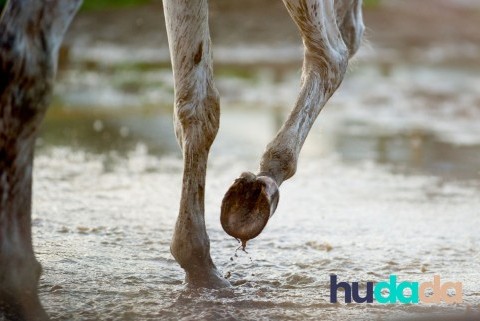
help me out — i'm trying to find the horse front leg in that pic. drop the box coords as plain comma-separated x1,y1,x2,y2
163,0,229,288
221,0,364,245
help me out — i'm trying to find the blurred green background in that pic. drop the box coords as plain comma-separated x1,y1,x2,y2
0,0,150,11
0,0,380,12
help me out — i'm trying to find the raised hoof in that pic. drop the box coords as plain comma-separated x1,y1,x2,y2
221,172,279,245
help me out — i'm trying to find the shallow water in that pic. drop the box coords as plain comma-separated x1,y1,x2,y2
30,62,480,321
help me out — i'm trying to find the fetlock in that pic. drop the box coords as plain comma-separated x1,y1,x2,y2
170,229,212,272
0,254,48,321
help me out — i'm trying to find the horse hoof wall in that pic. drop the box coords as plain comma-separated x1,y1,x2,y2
221,172,279,244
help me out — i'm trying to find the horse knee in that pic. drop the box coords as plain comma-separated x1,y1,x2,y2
174,85,220,151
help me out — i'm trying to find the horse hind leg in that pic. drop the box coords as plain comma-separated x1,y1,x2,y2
0,0,82,319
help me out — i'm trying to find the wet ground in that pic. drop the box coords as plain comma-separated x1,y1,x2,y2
25,0,480,320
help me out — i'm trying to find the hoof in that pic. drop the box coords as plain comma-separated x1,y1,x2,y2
221,172,279,244
185,266,231,289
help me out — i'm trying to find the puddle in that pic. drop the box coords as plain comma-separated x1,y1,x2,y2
30,60,480,321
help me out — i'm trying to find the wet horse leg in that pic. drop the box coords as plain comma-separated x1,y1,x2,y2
221,0,364,242
163,0,229,288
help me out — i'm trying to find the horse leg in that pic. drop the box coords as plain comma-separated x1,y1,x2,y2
221,0,364,243
0,1,82,319
163,0,229,288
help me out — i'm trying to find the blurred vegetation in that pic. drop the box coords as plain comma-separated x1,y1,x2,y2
364,0,381,7
1,0,380,13
80,0,151,11
0,0,152,12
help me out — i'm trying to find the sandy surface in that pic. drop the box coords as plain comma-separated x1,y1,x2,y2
33,120,480,320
